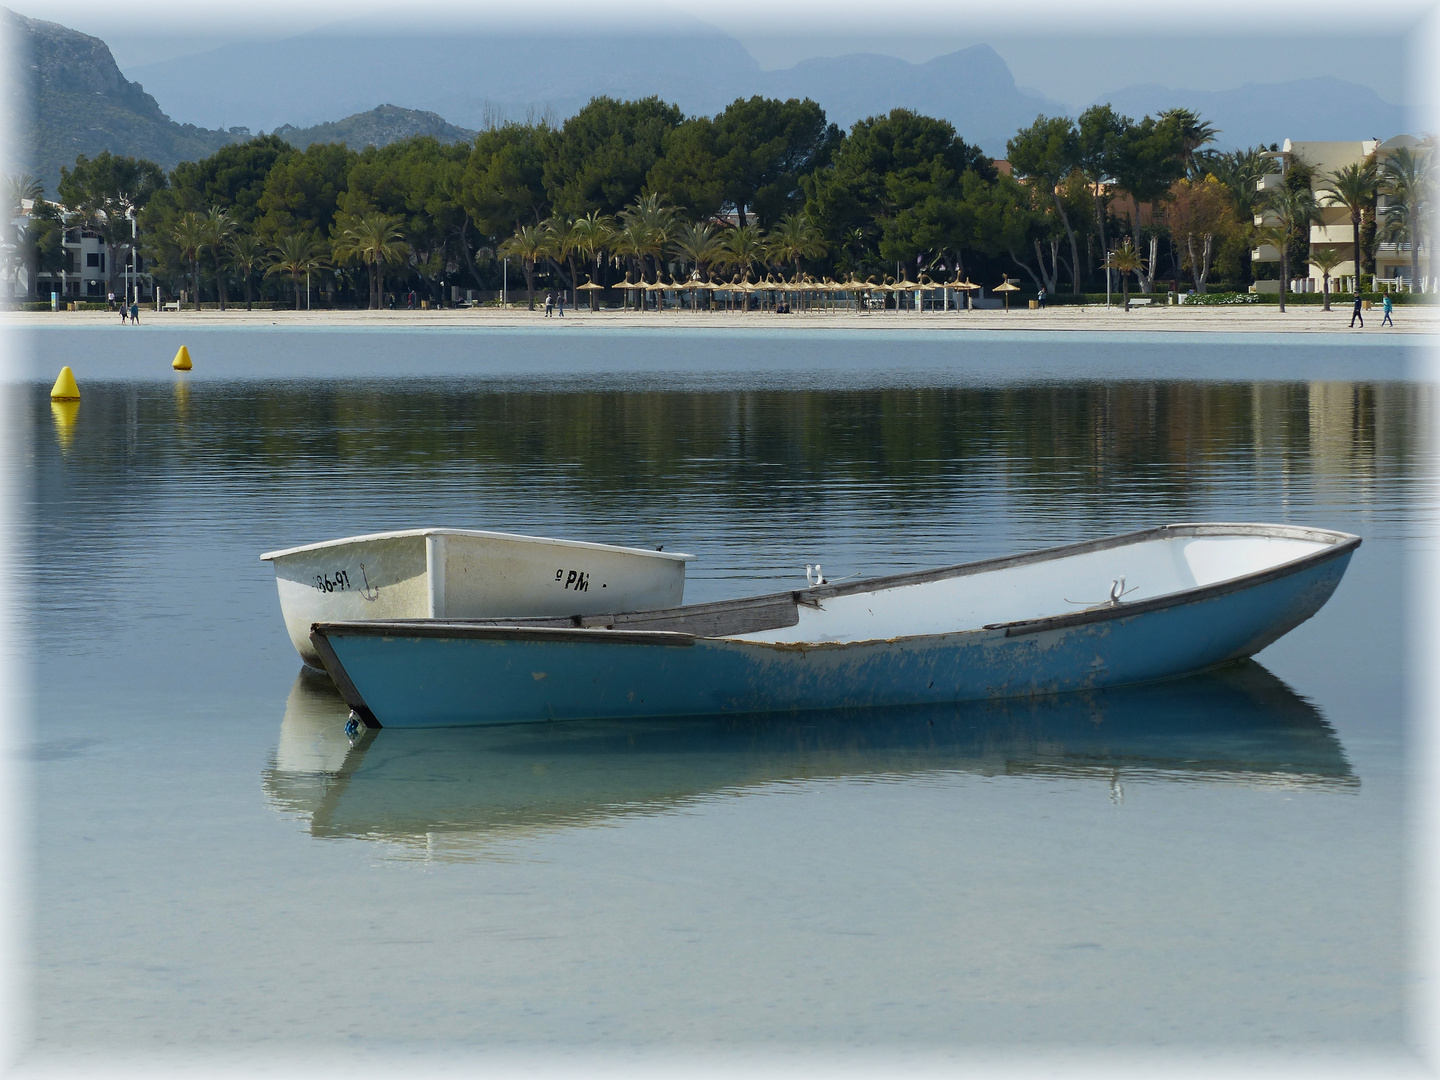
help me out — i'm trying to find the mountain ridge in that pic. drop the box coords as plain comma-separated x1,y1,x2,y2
3,7,237,193
1092,77,1409,150
4,11,490,194
124,34,1066,154
10,11,1416,198
273,105,477,151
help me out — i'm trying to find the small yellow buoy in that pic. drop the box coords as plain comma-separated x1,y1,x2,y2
49,366,80,400
172,345,193,370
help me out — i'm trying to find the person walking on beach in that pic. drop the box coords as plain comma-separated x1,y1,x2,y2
129,301,139,324
557,292,565,317
1037,287,1046,310
120,302,128,324
1350,295,1364,328
1382,294,1394,327
544,291,554,317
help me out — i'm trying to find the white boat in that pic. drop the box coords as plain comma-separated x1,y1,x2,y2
261,528,694,667
310,523,1359,728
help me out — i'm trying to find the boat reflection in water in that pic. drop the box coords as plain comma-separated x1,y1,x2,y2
264,662,1355,859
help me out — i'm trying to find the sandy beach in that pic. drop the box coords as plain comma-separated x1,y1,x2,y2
8,303,1438,333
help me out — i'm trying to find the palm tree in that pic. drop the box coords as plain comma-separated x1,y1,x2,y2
569,212,614,309
1319,157,1379,296
227,233,264,311
1105,238,1145,311
717,224,767,296
1380,146,1430,292
169,211,208,311
619,194,677,283
542,217,581,304
672,221,727,281
1199,147,1269,224
766,213,827,282
1309,245,1346,312
333,213,409,309
1259,183,1324,312
3,174,42,298
200,208,237,310
1160,109,1220,180
265,232,329,310
498,223,548,310
5,173,42,215
607,220,650,310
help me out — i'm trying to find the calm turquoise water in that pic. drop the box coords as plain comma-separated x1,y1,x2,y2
12,327,1431,1058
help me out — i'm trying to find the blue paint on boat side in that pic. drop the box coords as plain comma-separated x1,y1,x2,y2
322,549,1353,728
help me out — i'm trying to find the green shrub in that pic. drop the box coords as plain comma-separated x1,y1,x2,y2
1181,292,1261,305
1247,292,1430,305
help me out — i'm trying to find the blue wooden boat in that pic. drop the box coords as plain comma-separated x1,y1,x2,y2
310,523,1359,729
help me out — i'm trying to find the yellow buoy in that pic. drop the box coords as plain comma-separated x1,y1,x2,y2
49,366,80,400
172,345,193,370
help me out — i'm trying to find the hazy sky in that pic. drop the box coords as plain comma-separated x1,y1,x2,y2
11,0,1429,112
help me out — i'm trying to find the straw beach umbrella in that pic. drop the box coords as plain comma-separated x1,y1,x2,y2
994,278,1021,312
611,276,639,311
842,276,870,313
576,278,605,311
893,275,921,313
645,278,673,312
950,277,979,311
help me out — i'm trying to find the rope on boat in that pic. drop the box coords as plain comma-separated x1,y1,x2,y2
1064,577,1140,607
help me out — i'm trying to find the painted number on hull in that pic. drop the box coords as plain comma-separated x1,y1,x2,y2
312,565,380,600
556,568,591,592
314,569,353,593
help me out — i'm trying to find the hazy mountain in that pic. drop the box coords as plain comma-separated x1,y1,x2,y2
763,45,1064,153
127,31,764,135
126,32,1063,154
3,7,238,193
16,8,1414,197
273,105,476,151
1095,77,1411,150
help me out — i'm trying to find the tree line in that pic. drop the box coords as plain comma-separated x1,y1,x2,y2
6,94,1432,310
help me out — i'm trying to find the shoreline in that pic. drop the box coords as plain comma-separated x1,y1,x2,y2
6,305,1437,334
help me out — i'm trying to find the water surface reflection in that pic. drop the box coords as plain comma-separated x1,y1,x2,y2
265,661,1354,860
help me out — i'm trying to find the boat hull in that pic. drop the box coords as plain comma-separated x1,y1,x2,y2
316,540,1353,728
263,529,691,667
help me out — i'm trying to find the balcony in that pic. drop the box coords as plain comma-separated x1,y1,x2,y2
1256,173,1285,192
1311,224,1355,245
1251,243,1282,262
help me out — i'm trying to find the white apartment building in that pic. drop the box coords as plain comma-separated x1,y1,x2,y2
1252,135,1427,293
9,202,152,304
